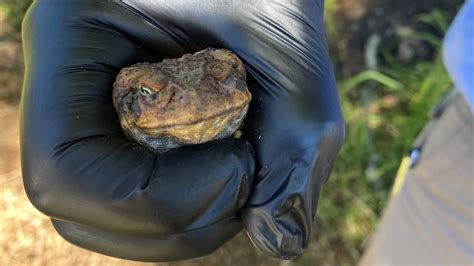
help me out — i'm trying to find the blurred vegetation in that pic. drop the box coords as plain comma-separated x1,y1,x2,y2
0,0,31,32
0,0,462,265
302,1,457,265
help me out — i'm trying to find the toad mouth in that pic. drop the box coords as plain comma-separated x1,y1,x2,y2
128,104,248,132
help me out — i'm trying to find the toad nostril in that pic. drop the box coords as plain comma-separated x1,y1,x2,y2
170,92,185,103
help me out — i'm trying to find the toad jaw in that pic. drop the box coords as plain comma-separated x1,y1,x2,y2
138,105,248,144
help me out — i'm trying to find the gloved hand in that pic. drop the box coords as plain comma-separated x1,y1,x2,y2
21,0,254,262
21,0,344,261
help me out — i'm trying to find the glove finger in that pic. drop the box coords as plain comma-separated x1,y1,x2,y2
51,217,242,262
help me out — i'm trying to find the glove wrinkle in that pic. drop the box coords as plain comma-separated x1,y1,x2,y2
140,155,157,190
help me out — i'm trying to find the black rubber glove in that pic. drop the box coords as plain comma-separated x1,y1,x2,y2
21,0,344,261
21,0,254,262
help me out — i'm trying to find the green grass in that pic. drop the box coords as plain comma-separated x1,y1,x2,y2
297,7,455,266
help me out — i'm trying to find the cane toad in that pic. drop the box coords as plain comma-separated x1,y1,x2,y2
112,48,251,153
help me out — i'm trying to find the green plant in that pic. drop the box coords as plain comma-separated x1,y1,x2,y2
296,6,455,266
0,0,32,31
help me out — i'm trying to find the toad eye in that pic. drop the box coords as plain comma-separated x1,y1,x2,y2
139,86,153,96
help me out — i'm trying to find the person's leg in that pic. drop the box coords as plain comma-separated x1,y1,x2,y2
360,92,474,265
